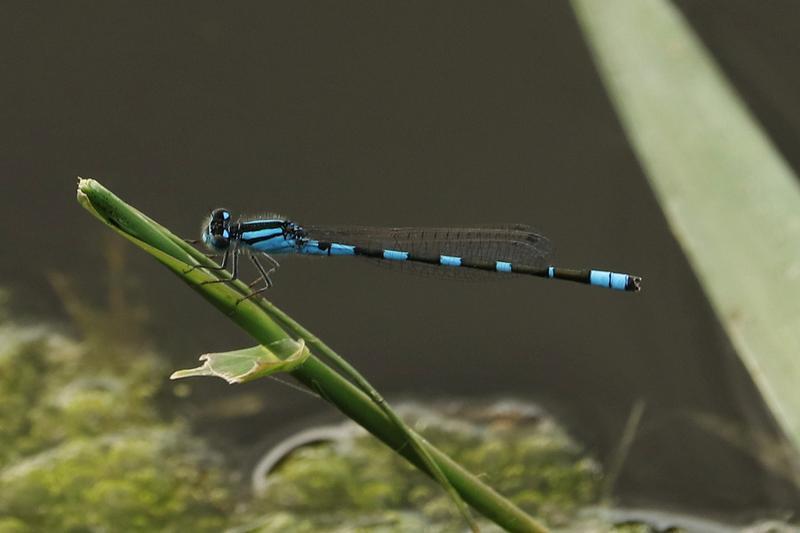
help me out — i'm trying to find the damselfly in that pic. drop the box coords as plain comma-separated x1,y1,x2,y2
196,208,642,297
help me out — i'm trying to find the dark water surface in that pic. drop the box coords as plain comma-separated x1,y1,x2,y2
2,1,799,518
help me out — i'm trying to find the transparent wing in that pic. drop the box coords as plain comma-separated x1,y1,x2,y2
302,224,552,280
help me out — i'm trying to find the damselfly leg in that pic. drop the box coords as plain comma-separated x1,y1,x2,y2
236,254,280,304
183,248,231,276
187,245,280,304
199,245,241,285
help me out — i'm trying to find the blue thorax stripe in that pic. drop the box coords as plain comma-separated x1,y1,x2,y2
241,228,283,243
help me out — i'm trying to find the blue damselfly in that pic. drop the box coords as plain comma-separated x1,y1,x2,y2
196,208,642,297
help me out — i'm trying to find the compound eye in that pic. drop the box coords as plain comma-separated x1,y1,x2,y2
211,208,231,222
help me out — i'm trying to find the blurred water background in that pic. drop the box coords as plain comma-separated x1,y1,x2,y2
1,0,799,521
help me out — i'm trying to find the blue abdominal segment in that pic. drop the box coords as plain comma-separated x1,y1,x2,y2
439,255,461,267
495,261,512,273
300,240,356,256
589,270,631,291
382,250,409,261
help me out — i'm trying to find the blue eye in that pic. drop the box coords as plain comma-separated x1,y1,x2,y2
222,211,230,220
222,229,230,239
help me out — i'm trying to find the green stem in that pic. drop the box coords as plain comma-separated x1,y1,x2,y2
77,178,548,533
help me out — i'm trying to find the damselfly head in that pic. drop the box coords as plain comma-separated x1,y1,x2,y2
202,207,232,251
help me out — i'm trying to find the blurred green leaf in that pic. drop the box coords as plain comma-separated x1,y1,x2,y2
573,0,800,457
